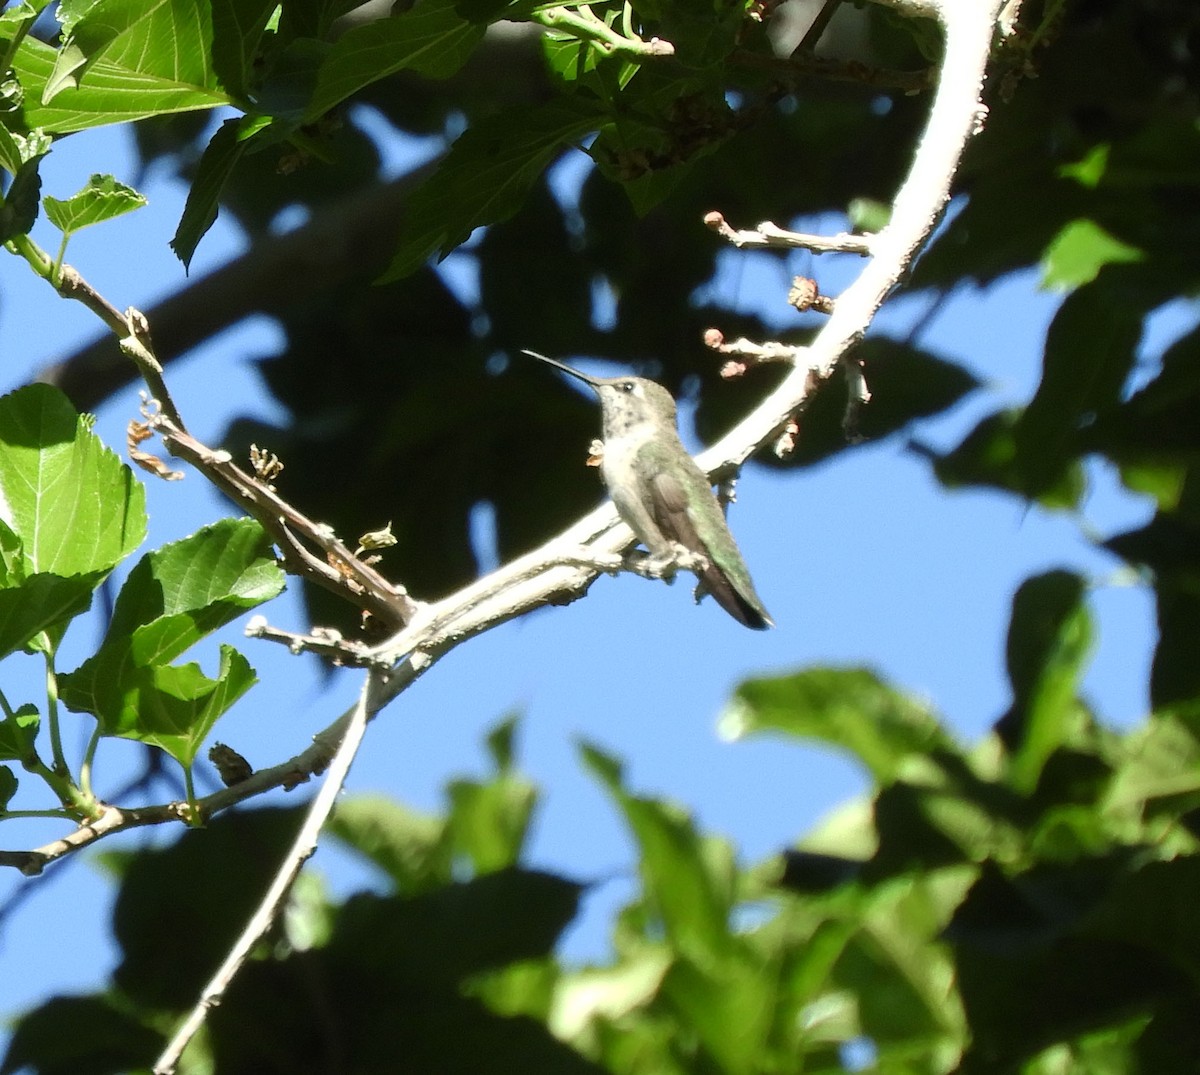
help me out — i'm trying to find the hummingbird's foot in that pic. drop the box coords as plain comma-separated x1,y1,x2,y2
669,544,711,575
622,549,678,581
625,544,709,582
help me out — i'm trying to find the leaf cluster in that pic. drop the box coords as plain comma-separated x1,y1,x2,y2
0,384,283,818
9,577,1200,1073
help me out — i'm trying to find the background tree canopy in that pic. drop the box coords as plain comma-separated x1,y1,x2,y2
2,0,1200,1072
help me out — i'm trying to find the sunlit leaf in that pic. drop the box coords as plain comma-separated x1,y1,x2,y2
42,172,147,237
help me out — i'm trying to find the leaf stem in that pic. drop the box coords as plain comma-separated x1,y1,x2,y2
0,808,73,820
41,640,70,781
6,231,54,282
182,765,199,823
51,232,69,288
533,6,674,58
79,722,102,800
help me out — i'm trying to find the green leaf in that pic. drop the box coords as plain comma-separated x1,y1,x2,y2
105,517,284,651
1014,274,1142,499
209,0,281,100
45,0,273,104
931,409,1086,508
65,641,257,766
277,0,362,40
0,124,24,174
1041,219,1143,292
9,29,234,134
0,1,53,25
581,740,737,967
998,572,1092,794
304,0,486,121
59,518,283,762
119,644,258,765
328,795,453,893
170,114,268,269
0,384,145,655
42,172,147,237
719,667,950,785
0,703,38,763
447,769,537,874
0,764,16,809
379,97,601,281
0,384,146,578
0,993,166,1073
0,151,44,242
0,574,97,660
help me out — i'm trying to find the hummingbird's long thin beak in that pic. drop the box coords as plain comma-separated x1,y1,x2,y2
520,349,603,388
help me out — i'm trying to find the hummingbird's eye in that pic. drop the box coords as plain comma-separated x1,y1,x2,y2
620,381,636,393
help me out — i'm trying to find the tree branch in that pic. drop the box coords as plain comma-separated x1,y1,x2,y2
152,669,385,1075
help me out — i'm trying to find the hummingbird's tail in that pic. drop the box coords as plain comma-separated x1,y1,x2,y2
697,565,774,630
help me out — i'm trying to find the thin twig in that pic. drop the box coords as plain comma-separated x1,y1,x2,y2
144,408,421,629
152,669,385,1075
704,212,875,255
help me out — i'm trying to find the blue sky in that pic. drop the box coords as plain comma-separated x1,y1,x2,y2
0,109,1176,1041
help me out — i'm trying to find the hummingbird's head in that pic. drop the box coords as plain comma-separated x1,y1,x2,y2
591,376,677,439
521,350,678,439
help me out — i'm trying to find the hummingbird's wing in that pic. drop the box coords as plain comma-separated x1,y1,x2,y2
648,466,773,630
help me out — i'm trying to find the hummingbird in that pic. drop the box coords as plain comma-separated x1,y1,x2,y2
523,350,773,630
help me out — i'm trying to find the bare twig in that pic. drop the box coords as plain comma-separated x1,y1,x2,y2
704,212,875,255
731,47,935,95
152,669,385,1075
142,405,421,629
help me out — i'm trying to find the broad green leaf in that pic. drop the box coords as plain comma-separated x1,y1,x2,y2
0,383,146,579
719,667,950,785
76,516,284,666
304,0,485,121
209,0,281,100
1107,714,1200,821
0,703,38,762
0,384,144,654
110,645,257,766
328,795,453,893
581,740,737,967
1041,219,1143,292
0,151,43,242
379,97,601,281
277,0,362,40
662,952,777,1072
0,1,53,25
1012,273,1142,501
833,877,969,1052
1000,572,1092,794
10,30,234,134
932,408,1086,508
42,172,147,237
170,114,269,268
59,518,283,761
0,573,96,660
0,994,166,1074
45,0,274,104
0,764,15,808
0,125,23,174
447,770,537,874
